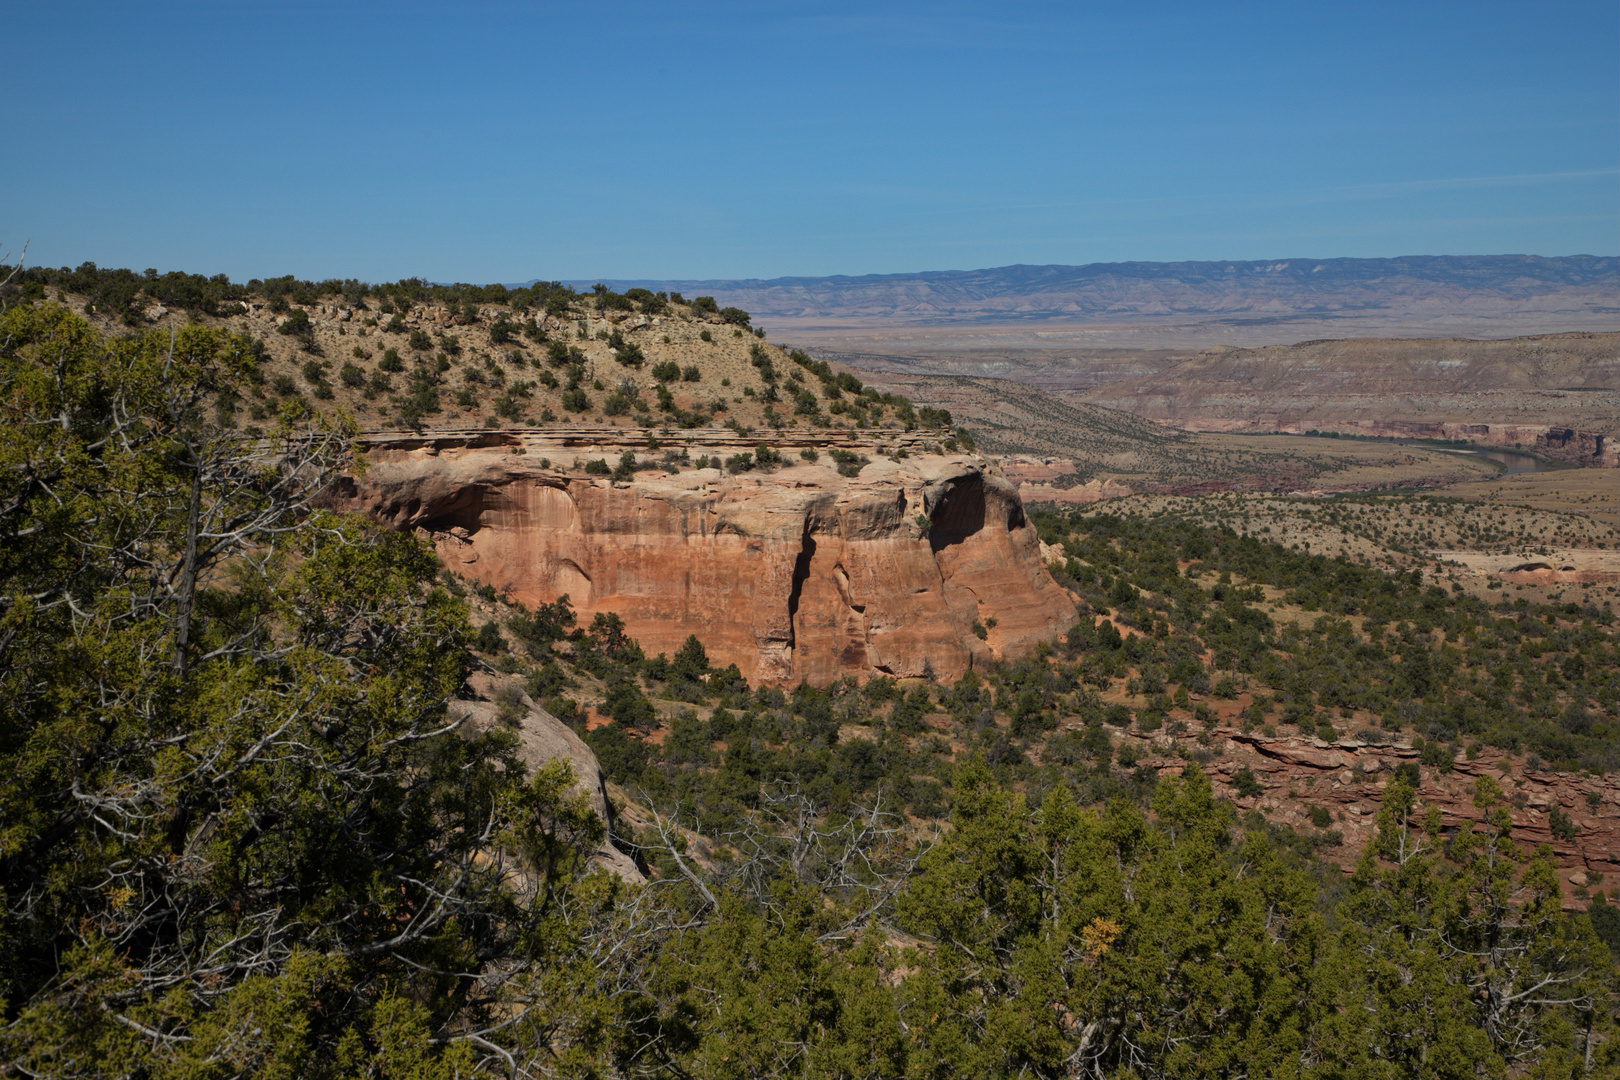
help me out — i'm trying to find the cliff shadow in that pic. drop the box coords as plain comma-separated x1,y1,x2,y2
786,529,816,647
415,485,496,535
929,475,990,554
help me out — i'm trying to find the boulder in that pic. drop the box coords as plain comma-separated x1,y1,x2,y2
450,671,642,881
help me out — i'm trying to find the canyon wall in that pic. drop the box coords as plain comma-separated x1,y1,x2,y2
1069,333,1619,467
1165,418,1616,468
335,430,1077,685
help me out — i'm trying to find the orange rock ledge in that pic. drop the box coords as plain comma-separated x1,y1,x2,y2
333,428,1078,685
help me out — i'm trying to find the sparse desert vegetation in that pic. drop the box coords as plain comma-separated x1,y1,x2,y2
1060,488,1620,610
3,261,1617,1077
0,264,961,442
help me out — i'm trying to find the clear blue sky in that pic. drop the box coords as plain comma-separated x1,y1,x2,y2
4,0,1615,282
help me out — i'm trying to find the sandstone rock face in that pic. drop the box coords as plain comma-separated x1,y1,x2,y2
450,671,642,882
1179,730,1617,909
337,433,1077,685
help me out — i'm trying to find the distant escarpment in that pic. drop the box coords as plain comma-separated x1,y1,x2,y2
1074,332,1620,466
334,429,1077,684
581,255,1620,338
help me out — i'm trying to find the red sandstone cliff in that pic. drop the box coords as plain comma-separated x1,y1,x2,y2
336,431,1077,685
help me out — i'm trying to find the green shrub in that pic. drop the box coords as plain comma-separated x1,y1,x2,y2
586,722,648,784
277,308,311,336
828,448,868,477
339,362,366,387
474,621,504,653
509,597,576,656
1308,805,1332,828
408,329,433,351
583,458,610,475
601,675,656,730
681,364,701,381
378,347,404,372
1590,895,1620,959
1232,766,1264,798
651,360,681,383
1550,805,1579,841
1419,740,1453,771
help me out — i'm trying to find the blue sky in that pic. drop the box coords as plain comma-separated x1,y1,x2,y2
4,1,1615,282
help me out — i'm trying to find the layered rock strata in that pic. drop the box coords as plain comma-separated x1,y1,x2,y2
335,429,1077,685
1170,419,1617,469
1108,725,1618,909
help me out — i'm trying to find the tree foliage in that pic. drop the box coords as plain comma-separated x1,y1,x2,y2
1,305,1614,1077
0,306,620,1077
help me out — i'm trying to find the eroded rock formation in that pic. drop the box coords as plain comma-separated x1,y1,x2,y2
1096,725,1619,908
449,671,642,881
336,431,1077,685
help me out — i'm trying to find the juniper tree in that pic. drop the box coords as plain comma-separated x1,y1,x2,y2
0,306,628,1077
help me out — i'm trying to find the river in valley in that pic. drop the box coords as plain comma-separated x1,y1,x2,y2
1416,443,1554,474
1457,448,1553,474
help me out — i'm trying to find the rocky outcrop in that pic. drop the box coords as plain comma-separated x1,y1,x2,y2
1535,427,1613,467
450,671,642,881
1495,564,1620,587
1115,725,1619,909
336,429,1078,685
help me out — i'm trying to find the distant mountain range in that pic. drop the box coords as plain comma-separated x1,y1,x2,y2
555,255,1618,329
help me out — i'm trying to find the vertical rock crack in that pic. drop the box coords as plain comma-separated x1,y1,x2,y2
785,526,816,652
